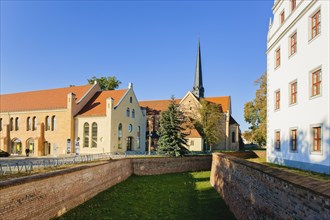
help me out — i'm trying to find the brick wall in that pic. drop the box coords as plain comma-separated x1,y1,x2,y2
0,156,211,220
132,155,212,175
210,153,330,220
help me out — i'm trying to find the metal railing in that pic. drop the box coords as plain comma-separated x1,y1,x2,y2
0,152,129,176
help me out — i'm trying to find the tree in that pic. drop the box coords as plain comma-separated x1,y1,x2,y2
244,72,267,146
157,97,189,157
87,76,121,90
194,99,224,151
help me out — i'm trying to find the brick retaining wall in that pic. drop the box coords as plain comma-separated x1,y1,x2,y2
132,155,212,175
0,156,211,220
210,153,330,220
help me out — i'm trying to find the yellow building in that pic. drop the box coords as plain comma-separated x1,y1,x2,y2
0,82,146,156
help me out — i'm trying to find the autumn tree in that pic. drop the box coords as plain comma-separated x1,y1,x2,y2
194,99,224,151
157,97,189,157
244,72,267,146
88,76,121,90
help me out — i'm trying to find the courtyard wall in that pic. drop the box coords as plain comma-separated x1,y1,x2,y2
210,153,330,220
0,156,211,220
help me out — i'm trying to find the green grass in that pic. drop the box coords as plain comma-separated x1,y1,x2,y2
56,171,236,220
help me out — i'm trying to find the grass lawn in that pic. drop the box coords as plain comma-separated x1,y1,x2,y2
56,171,236,220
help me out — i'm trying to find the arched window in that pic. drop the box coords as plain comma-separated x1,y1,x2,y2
232,131,236,143
130,97,132,103
27,117,31,131
118,123,122,149
51,116,56,131
10,118,13,131
45,116,50,131
137,126,140,149
15,117,19,131
32,117,37,131
83,122,89,148
132,109,135,118
92,122,98,148
126,108,130,117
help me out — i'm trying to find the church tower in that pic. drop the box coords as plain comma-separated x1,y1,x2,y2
192,39,204,98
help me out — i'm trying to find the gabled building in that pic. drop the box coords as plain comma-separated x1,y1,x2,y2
0,82,146,156
266,0,329,174
140,40,240,152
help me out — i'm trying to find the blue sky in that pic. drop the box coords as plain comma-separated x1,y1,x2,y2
0,0,274,131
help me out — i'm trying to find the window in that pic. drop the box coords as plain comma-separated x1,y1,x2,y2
280,11,285,25
10,117,13,131
290,81,297,105
290,32,297,55
15,117,19,131
92,122,97,148
128,124,133,133
126,108,130,117
275,90,280,110
130,97,132,103
27,117,31,131
45,116,50,131
291,0,296,12
132,109,135,118
137,126,140,149
275,48,281,68
118,123,123,149
232,131,236,143
311,10,321,39
83,122,89,148
312,126,321,152
32,117,37,131
52,116,56,131
275,131,281,149
0,118,2,131
311,69,321,97
290,129,297,151
190,140,195,146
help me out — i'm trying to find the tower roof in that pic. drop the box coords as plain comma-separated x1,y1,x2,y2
192,38,204,98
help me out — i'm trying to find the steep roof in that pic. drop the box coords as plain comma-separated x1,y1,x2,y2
139,99,180,112
139,96,230,113
0,84,94,112
78,89,127,117
229,116,239,125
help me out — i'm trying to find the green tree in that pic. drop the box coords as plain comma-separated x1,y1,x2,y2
88,76,121,90
244,72,267,146
194,99,224,151
157,97,189,157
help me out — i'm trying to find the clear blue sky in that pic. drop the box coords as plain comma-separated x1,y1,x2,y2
0,0,273,131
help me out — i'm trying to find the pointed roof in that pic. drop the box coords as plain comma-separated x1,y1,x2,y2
0,84,94,112
78,89,128,117
192,38,204,98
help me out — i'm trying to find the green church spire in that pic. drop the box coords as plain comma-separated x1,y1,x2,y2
192,38,204,98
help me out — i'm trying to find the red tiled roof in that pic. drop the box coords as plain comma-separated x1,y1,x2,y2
78,89,127,116
139,96,230,112
0,84,94,112
139,99,180,111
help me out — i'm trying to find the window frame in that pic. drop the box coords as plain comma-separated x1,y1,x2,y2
311,10,321,40
311,124,322,154
289,32,297,56
275,130,281,150
91,122,98,148
275,47,281,69
289,80,297,106
83,122,90,148
310,68,322,98
274,90,280,111
290,128,298,152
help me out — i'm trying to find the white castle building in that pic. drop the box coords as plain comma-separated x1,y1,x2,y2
266,0,329,174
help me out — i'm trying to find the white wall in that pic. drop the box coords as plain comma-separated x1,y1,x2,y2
267,0,329,174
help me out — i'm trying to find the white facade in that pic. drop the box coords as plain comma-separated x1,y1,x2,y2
266,0,329,174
